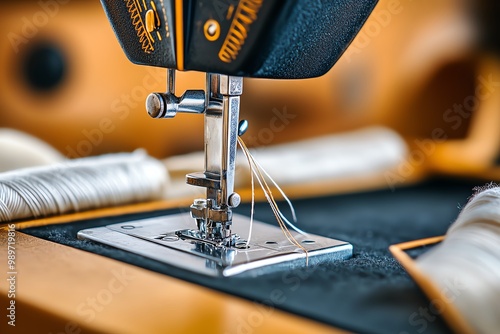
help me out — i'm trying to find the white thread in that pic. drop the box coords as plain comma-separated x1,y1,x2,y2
238,139,255,247
238,137,308,262
416,185,500,334
251,157,308,236
238,138,307,236
0,151,167,222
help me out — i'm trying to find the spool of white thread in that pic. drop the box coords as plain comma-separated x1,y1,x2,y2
0,151,168,222
0,128,64,172
416,185,500,334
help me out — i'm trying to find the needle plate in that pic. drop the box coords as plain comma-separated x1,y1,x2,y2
78,213,352,277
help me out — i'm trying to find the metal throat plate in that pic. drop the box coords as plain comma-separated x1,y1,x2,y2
77,213,352,277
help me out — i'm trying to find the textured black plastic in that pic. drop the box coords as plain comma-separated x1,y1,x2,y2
252,0,379,78
101,0,378,79
183,0,284,76
100,0,177,68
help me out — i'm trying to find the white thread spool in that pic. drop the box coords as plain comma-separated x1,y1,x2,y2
416,185,500,334
0,128,64,172
0,151,168,222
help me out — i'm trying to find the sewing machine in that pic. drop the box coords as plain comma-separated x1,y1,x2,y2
77,0,378,276
5,1,500,333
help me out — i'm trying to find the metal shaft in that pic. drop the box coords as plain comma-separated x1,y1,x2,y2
146,70,243,246
205,74,242,208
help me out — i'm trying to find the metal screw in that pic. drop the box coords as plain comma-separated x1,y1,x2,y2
162,235,179,242
193,198,207,209
235,241,249,249
203,19,220,41
228,193,241,208
121,225,136,230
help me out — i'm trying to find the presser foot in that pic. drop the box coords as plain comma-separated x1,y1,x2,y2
77,213,352,277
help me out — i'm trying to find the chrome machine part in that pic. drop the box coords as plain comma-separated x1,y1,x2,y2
186,74,242,246
146,69,205,118
146,71,243,246
78,69,353,276
78,213,353,277
81,0,380,276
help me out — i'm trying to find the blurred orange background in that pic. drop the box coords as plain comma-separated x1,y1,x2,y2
1,0,500,187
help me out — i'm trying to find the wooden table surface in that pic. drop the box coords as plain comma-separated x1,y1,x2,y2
0,200,345,334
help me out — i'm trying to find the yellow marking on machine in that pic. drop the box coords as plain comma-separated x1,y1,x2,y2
218,0,263,63
125,0,155,53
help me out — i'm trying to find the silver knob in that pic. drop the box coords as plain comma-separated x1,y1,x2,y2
146,93,166,118
146,91,206,119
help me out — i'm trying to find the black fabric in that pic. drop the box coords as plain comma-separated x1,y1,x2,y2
22,179,477,334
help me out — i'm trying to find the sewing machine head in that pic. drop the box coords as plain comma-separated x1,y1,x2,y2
96,0,377,254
